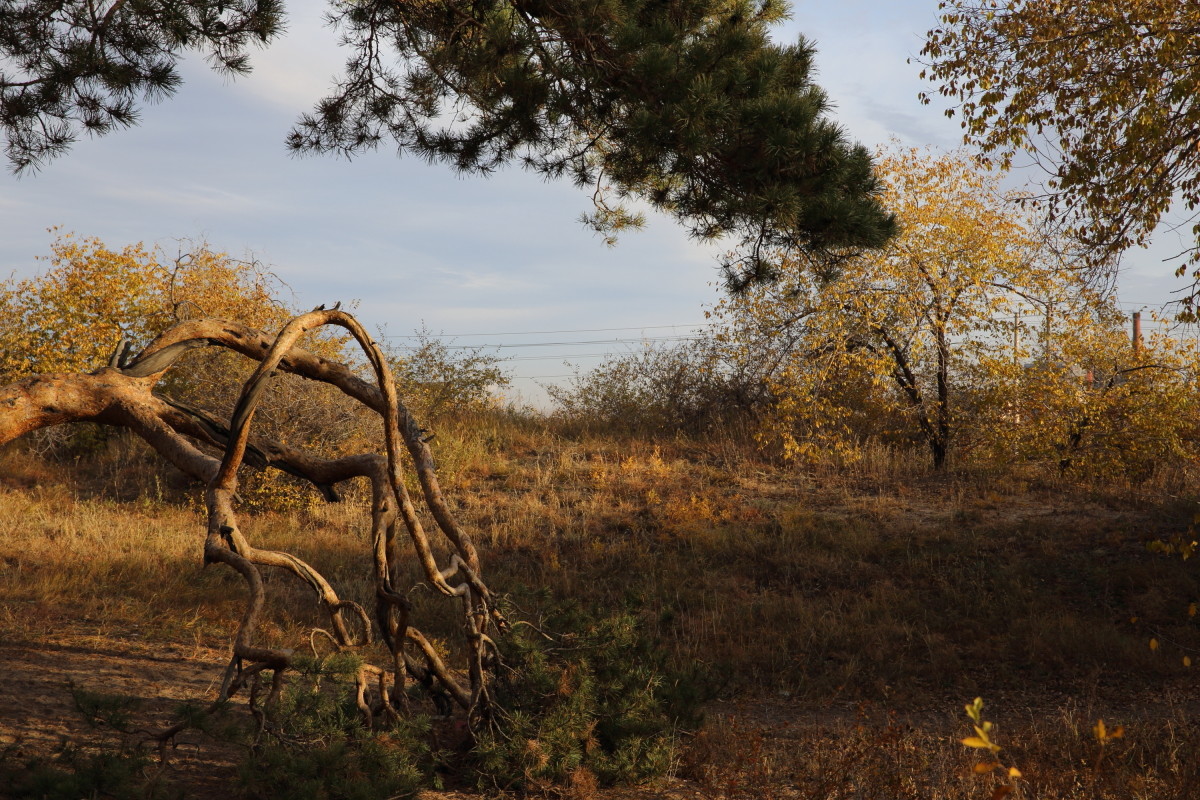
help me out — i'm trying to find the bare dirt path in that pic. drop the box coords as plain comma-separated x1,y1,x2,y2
0,637,223,749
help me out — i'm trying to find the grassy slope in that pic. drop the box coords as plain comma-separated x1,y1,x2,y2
1,420,1198,797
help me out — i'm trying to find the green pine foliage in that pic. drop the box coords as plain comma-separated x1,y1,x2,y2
296,0,897,281
234,610,700,797
0,0,284,172
469,603,702,792
0,685,165,800
69,683,144,732
2,0,896,278
237,654,434,800
240,731,431,800
0,743,165,800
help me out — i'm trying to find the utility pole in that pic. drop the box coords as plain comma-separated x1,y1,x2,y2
1043,302,1052,359
1012,305,1021,365
1132,311,1142,356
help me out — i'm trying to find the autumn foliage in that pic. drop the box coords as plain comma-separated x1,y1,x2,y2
0,234,511,510
0,233,306,381
921,1,1200,278
554,148,1200,482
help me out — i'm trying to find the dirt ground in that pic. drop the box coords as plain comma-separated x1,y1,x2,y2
0,632,724,798
4,631,1198,800
0,634,239,798
8,626,1200,800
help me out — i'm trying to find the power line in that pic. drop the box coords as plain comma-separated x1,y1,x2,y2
383,323,710,338
1113,300,1179,308
397,310,1200,385
505,353,625,361
437,335,702,350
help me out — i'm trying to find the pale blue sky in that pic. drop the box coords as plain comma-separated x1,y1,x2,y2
0,0,1183,405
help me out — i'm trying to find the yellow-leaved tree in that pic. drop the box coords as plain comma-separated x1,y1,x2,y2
920,1,1200,280
550,147,1200,479
0,234,370,506
711,147,1096,470
0,232,307,382
973,306,1200,481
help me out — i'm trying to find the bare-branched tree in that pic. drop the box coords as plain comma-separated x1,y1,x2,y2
0,308,509,733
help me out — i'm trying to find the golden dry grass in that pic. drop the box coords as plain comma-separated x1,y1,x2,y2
682,696,1200,799
1,417,1199,798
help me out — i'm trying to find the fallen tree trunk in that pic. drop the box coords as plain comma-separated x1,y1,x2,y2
0,309,507,728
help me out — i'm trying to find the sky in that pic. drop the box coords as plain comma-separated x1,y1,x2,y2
0,0,1188,407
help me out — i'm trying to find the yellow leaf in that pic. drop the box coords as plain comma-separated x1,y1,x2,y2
1008,766,1022,778
1110,726,1124,739
974,762,994,774
962,736,994,750
1094,720,1106,740
1150,638,1159,651
1185,656,1193,668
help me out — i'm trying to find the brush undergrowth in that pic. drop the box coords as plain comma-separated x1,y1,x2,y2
467,599,706,794
678,698,1200,800
236,653,433,800
0,743,167,800
236,606,701,799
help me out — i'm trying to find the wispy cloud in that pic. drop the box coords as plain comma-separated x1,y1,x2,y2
100,182,273,214
429,266,537,293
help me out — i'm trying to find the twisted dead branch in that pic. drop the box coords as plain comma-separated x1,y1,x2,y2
0,310,507,727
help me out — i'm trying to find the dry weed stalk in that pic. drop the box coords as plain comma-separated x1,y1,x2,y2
0,310,508,731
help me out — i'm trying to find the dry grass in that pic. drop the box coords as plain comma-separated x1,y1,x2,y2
2,414,1199,797
426,423,1199,702
681,696,1200,799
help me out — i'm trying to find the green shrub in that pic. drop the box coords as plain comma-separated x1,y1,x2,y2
237,654,434,800
240,606,701,797
469,602,702,793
